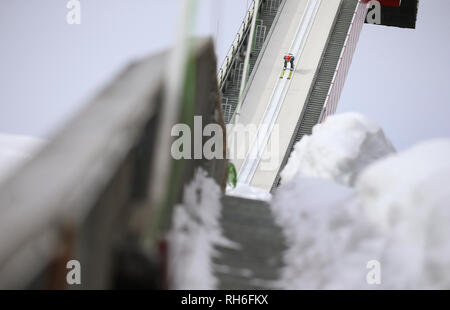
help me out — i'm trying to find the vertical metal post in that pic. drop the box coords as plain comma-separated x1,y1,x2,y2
146,0,198,247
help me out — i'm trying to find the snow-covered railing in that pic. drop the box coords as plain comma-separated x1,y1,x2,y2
320,0,368,122
217,0,262,87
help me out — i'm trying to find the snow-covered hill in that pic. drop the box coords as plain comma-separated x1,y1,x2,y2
273,113,450,289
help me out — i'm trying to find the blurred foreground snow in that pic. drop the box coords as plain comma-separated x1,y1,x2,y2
356,139,450,289
168,168,235,289
273,113,450,289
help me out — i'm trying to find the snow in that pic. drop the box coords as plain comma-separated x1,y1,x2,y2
280,113,395,186
355,139,450,289
0,134,45,184
226,183,272,201
272,176,383,289
272,113,450,289
168,168,233,289
356,139,450,232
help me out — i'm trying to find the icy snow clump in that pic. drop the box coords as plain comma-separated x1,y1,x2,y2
168,168,232,289
280,113,395,186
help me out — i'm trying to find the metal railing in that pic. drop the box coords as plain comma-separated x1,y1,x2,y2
255,24,267,49
269,0,282,15
222,97,233,123
217,0,263,87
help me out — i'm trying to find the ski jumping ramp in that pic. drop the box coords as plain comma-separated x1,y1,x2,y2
231,0,345,191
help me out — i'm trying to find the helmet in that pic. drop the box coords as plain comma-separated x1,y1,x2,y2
286,55,291,61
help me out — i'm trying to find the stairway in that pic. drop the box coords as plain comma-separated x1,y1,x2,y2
249,0,280,74
213,196,286,289
221,0,284,124
272,0,359,190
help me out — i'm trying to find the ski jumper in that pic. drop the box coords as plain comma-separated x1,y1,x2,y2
283,53,295,70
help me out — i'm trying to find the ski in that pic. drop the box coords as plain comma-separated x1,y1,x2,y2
280,69,286,79
287,69,293,80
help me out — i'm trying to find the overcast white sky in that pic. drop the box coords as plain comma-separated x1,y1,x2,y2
0,0,449,151
339,0,450,150
0,0,250,138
